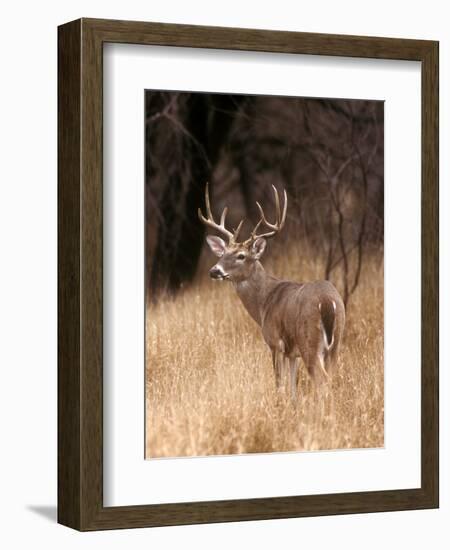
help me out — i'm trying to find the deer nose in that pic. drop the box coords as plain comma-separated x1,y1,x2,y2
209,266,224,279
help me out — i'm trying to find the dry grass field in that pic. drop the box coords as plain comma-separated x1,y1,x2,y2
145,243,384,458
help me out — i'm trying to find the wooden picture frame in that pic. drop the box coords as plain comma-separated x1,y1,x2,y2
58,18,439,531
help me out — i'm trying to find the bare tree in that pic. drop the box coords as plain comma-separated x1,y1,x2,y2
145,92,244,297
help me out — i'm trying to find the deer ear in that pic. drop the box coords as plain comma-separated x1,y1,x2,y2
251,237,267,259
206,235,226,257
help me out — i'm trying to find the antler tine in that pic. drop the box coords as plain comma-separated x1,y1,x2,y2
273,184,280,225
281,188,288,227
247,186,288,242
198,183,234,242
220,206,228,227
248,216,264,241
234,218,245,241
204,182,213,219
273,185,288,229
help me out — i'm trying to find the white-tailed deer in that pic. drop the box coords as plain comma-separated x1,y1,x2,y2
199,184,345,400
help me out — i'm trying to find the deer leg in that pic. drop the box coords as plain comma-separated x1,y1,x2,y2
272,339,290,393
303,353,330,419
325,342,340,375
289,357,300,402
305,352,329,385
316,353,330,384
281,354,291,393
271,350,282,390
279,353,289,392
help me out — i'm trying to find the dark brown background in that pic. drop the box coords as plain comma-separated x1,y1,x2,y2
146,92,384,307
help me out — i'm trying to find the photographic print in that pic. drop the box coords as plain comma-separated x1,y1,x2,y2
145,91,384,459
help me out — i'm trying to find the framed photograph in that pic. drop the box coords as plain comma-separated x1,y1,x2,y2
58,18,438,530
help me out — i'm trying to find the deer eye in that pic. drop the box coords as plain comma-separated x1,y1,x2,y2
236,253,246,261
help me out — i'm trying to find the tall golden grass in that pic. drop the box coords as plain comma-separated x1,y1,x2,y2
145,243,384,458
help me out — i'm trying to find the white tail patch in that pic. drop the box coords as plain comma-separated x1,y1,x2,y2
320,299,335,351
322,325,334,351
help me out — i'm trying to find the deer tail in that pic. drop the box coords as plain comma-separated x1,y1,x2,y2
319,298,336,351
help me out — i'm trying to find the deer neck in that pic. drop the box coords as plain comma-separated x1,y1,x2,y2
233,261,276,326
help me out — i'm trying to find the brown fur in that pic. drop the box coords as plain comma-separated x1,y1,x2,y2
237,268,345,387
206,236,345,399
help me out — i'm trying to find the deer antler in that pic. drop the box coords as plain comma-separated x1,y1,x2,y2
199,183,287,246
198,183,244,243
245,185,287,243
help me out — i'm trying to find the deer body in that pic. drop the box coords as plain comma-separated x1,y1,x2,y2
199,184,345,400
234,261,345,397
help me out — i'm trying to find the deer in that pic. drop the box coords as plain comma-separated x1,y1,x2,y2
198,184,345,401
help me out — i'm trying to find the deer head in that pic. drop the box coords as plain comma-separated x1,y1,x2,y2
198,184,287,283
